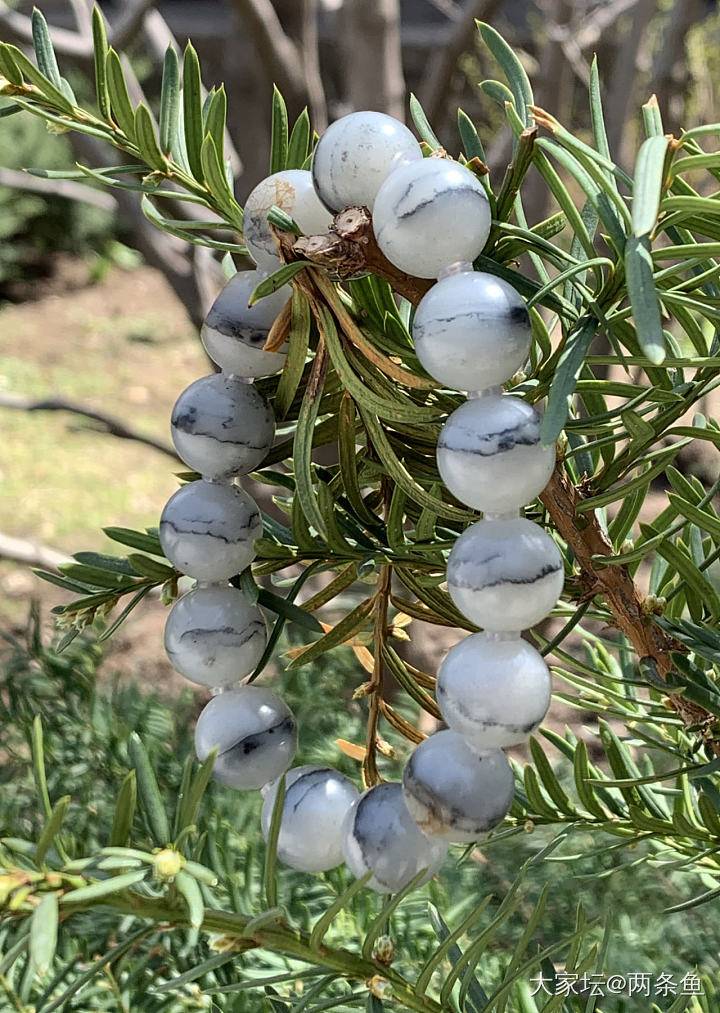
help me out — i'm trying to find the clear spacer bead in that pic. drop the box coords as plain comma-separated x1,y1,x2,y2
483,510,521,522
467,384,503,399
436,260,474,281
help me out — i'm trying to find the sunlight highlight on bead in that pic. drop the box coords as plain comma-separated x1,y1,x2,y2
447,516,564,631
437,393,555,513
170,373,275,479
436,633,551,749
412,269,532,390
243,169,333,270
341,782,448,893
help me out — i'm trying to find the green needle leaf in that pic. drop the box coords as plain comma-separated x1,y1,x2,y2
176,749,217,834
542,316,598,444
29,893,58,978
3,43,73,113
35,795,71,865
309,872,373,950
31,9,61,87
134,103,166,170
129,732,170,845
264,773,286,908
625,235,666,364
477,21,534,129
632,135,670,237
92,6,111,121
31,715,52,820
182,42,204,181
0,43,24,85
409,93,440,149
457,107,487,163
287,107,311,169
159,45,180,155
176,869,204,928
61,869,147,904
270,84,289,173
109,770,137,847
105,48,135,141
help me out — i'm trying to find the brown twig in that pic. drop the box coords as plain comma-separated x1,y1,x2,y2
0,169,117,211
291,208,433,306
539,465,717,747
0,393,178,460
0,533,70,570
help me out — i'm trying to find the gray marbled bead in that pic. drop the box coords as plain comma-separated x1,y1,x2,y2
195,685,297,790
260,765,360,872
201,269,291,378
164,586,267,687
341,782,448,894
402,730,514,843
437,394,555,513
447,517,564,631
411,270,531,391
170,373,275,479
372,158,491,278
311,111,422,212
436,633,551,749
159,480,262,582
243,170,333,271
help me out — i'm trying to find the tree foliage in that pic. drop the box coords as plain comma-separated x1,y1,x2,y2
2,9,720,1011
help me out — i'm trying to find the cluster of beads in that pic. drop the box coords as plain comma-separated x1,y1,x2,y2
310,109,563,883
156,107,562,895
158,165,366,876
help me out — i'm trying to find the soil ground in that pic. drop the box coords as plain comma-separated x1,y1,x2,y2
0,258,206,688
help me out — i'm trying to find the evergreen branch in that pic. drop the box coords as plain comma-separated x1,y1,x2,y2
280,203,720,754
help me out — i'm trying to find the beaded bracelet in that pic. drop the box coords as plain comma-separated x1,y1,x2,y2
156,109,562,894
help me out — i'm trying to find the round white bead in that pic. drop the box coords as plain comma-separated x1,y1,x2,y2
437,394,555,513
201,269,291,378
195,685,297,790
372,158,491,278
447,517,564,631
243,169,334,271
261,765,360,872
170,373,275,479
402,730,514,843
412,271,531,390
311,111,422,213
164,586,267,687
159,480,262,582
436,633,551,749
341,782,448,894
